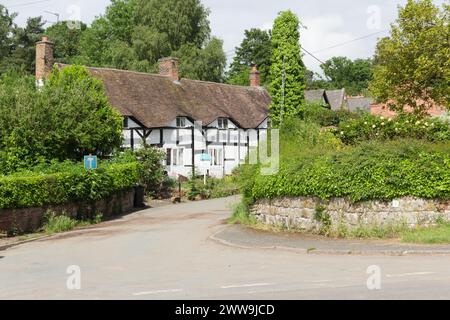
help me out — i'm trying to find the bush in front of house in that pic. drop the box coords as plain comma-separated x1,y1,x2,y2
336,113,450,144
0,162,139,210
302,102,362,127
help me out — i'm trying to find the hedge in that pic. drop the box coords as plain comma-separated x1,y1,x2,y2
244,139,450,203
0,162,139,209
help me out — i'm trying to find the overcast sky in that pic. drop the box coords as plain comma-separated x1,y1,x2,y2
3,0,447,73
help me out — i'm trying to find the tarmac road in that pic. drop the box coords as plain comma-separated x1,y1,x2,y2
1,196,450,300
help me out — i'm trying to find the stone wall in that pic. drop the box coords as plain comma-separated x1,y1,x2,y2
0,188,136,235
251,197,450,232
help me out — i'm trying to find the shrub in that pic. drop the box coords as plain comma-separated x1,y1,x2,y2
336,113,450,144
43,212,78,234
247,139,450,203
303,103,361,127
134,145,166,196
0,162,139,209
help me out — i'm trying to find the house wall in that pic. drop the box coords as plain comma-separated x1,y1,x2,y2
123,117,269,179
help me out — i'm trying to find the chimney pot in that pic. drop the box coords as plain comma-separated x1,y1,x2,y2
159,57,180,82
249,64,261,87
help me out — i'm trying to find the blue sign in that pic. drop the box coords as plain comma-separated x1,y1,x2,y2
84,155,98,170
200,153,212,162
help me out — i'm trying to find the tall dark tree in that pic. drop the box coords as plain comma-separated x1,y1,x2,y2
0,5,16,67
8,16,45,74
227,28,272,86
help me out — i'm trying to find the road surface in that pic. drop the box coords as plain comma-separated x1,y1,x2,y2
1,196,450,300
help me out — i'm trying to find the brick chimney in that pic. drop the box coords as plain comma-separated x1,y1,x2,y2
159,57,180,82
249,64,261,87
35,36,54,84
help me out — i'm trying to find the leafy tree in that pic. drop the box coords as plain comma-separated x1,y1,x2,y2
269,11,306,126
321,57,373,95
370,0,450,114
227,28,272,86
76,0,224,82
0,67,123,173
45,21,87,64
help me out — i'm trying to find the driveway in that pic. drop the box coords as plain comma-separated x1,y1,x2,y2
1,196,450,300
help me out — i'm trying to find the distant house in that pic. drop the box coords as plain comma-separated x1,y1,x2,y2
347,97,373,113
305,89,347,111
35,37,271,178
371,101,447,118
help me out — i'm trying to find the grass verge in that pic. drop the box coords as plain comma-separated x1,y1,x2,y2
43,211,103,235
401,223,450,244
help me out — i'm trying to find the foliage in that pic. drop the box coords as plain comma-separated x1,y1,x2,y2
302,103,361,127
238,118,450,204
320,57,374,96
269,10,306,126
186,176,240,200
369,0,450,114
43,210,103,235
133,145,166,196
0,162,139,210
336,113,450,144
401,221,450,244
45,21,87,64
43,212,78,234
0,66,123,173
0,13,44,75
227,28,272,86
228,202,257,226
76,0,226,82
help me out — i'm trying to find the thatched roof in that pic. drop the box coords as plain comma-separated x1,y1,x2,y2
57,64,271,129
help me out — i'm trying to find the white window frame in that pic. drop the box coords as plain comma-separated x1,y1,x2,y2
208,148,223,166
218,118,229,129
171,148,184,166
176,117,187,128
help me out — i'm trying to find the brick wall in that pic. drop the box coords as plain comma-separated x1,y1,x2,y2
0,188,136,235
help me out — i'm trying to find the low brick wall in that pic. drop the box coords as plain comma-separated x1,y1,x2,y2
251,197,450,232
0,188,136,235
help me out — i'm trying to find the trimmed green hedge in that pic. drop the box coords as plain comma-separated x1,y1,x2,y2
0,162,139,209
243,139,450,203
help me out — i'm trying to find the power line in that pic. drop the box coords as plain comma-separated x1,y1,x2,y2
312,29,388,54
300,46,327,65
6,0,52,9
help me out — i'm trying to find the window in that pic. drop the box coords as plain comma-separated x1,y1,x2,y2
218,118,229,129
166,148,172,166
176,117,187,128
208,148,223,166
123,117,129,128
171,148,184,166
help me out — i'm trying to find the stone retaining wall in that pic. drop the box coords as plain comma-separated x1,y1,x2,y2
251,197,450,232
0,188,136,235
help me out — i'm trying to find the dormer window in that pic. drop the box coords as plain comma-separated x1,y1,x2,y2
218,118,228,129
176,116,187,128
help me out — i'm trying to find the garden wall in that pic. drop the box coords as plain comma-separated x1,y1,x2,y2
251,197,450,232
0,188,136,235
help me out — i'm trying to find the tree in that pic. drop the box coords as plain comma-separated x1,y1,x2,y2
0,5,16,70
0,66,123,173
8,17,45,74
227,28,272,86
269,11,306,126
45,21,87,64
369,0,450,114
321,57,373,95
76,0,225,82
